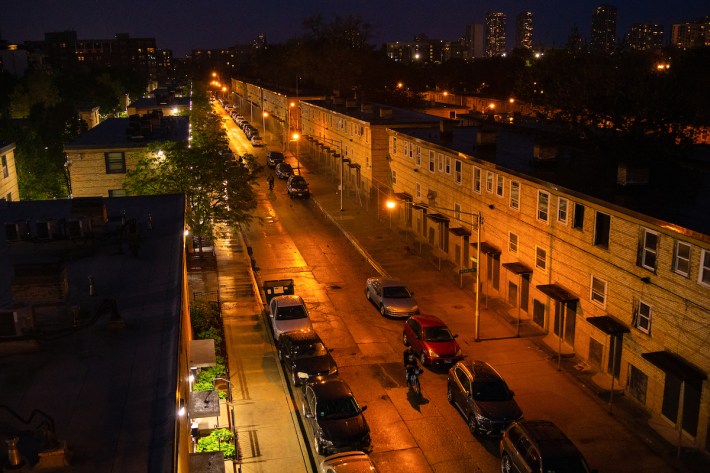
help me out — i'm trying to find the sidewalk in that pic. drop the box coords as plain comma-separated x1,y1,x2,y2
288,146,710,473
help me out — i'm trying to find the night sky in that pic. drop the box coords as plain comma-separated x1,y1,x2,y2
2,1,707,57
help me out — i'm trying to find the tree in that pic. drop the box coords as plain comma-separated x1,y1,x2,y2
124,85,261,243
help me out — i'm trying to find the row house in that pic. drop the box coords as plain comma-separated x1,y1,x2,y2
0,142,20,202
65,113,190,197
387,124,710,451
299,99,441,198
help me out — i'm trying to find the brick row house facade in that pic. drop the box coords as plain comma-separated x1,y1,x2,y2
386,124,710,451
1,142,20,202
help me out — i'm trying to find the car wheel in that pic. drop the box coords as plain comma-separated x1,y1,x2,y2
447,383,454,404
468,415,478,435
403,333,409,346
501,453,513,473
420,352,427,366
380,304,386,316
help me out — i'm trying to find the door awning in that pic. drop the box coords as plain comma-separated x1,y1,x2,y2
502,262,533,275
394,192,413,201
587,315,629,335
470,241,501,256
642,351,706,388
427,213,450,223
536,283,578,302
189,339,216,368
448,227,471,237
412,202,428,210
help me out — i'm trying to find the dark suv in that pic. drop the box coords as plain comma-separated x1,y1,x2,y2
303,378,370,456
500,420,595,473
447,360,522,436
279,329,337,386
287,175,310,198
266,151,285,168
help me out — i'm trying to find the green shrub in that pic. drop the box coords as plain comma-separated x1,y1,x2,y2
193,362,228,399
196,428,236,459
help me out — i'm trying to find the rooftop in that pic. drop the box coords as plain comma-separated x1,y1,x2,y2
304,99,442,126
65,115,190,150
129,96,191,109
392,125,710,238
0,194,186,472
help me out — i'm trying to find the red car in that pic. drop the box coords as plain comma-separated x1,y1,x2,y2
403,315,463,367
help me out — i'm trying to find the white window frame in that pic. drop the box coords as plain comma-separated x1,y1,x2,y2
557,197,568,224
415,146,421,166
509,232,518,255
673,241,691,277
402,142,409,158
496,175,504,197
636,300,652,334
438,153,445,172
473,167,482,194
445,156,452,175
392,137,397,154
486,171,494,193
510,180,520,210
454,202,462,221
415,182,421,199
454,160,462,185
429,151,435,173
590,275,607,307
391,169,397,184
640,229,659,271
535,246,547,272
699,249,710,288
537,190,550,223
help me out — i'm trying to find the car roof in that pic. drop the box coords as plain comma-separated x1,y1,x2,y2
409,314,445,327
277,162,292,168
273,294,304,306
268,151,284,157
310,377,353,400
281,328,321,344
514,420,585,459
458,360,504,381
380,278,407,287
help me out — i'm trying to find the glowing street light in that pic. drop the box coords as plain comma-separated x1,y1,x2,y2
291,132,300,171
386,199,396,228
262,111,269,136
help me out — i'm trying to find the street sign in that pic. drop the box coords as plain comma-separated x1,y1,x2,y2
459,268,477,274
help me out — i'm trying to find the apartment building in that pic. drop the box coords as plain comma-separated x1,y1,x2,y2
0,142,20,202
387,123,710,451
65,113,189,197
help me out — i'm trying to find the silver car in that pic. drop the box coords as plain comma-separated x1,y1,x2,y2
269,295,313,341
365,277,419,318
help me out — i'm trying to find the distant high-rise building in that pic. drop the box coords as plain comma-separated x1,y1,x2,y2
625,23,664,51
465,23,485,59
590,4,618,53
566,25,586,53
515,11,533,50
252,33,267,50
671,17,710,49
486,12,507,57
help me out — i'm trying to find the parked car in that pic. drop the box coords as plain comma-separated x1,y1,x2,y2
279,329,337,386
365,277,419,318
251,135,264,146
500,420,596,473
269,295,313,341
287,175,310,199
447,360,523,436
402,315,463,367
303,378,370,456
266,151,285,168
319,451,379,473
275,162,294,179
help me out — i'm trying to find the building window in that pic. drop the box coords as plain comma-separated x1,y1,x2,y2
473,167,481,193
402,142,408,157
590,276,607,307
438,153,444,172
699,249,710,287
415,182,421,199
486,172,494,193
594,212,611,248
573,203,585,229
445,156,451,175
454,160,462,184
535,246,547,271
391,169,397,184
415,146,421,166
510,181,520,210
454,202,462,221
634,300,652,334
537,191,549,222
105,152,126,174
673,241,691,277
429,151,435,173
509,232,518,254
496,175,504,197
1,155,8,178
392,137,397,154
109,189,127,197
628,365,648,404
638,229,659,271
558,197,568,224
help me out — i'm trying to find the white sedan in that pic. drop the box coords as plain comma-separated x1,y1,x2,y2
269,295,313,341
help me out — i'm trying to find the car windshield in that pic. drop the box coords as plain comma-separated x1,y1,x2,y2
471,381,512,401
423,326,454,342
382,286,411,298
294,342,328,358
317,396,360,419
277,305,307,320
542,456,591,473
280,165,292,172
291,180,308,189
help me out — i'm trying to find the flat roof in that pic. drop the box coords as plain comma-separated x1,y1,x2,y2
303,99,442,126
392,125,710,237
0,194,186,472
129,97,191,109
65,116,190,150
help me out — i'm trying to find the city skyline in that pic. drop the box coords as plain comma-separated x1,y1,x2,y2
1,1,708,56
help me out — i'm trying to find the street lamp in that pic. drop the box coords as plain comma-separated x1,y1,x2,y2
386,199,396,228
262,111,269,138
291,132,300,172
